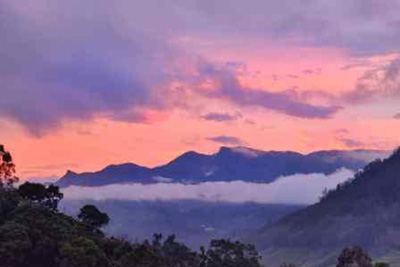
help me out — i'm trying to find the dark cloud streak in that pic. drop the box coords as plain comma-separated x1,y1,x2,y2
339,138,365,148
206,136,243,145
202,112,241,122
342,58,400,104
195,62,342,119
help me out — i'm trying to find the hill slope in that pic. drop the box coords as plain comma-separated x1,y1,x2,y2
57,163,152,187
255,148,400,266
57,146,388,187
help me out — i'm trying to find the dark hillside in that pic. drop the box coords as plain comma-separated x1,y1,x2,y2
255,148,400,265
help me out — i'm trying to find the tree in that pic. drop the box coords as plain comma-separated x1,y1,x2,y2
60,237,109,267
0,144,18,187
202,239,263,267
78,204,110,229
337,247,373,267
160,234,200,267
118,243,159,267
100,237,133,263
18,182,63,210
0,145,20,220
44,184,64,210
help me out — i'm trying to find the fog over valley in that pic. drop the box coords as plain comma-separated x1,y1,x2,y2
61,168,354,205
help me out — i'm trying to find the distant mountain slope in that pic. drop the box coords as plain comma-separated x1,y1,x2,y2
254,148,400,266
57,163,152,187
56,146,389,187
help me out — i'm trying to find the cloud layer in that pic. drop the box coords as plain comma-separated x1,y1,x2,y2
343,57,400,104
0,0,179,135
2,0,384,136
62,168,354,205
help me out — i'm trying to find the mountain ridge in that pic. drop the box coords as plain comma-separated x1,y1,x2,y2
56,146,389,187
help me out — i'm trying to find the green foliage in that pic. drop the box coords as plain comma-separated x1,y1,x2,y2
100,237,134,263
60,237,109,267
18,182,64,210
109,233,201,267
78,204,110,229
202,239,263,267
155,234,200,267
0,198,265,267
117,243,160,267
0,222,32,267
0,204,102,267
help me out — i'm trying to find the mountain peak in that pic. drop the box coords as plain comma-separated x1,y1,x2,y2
216,146,302,158
165,150,207,165
64,170,77,176
227,146,266,157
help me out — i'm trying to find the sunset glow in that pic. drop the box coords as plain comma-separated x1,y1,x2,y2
1,0,400,178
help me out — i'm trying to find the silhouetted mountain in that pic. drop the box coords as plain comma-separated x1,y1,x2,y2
57,163,152,187
152,151,213,183
56,146,388,187
254,148,400,266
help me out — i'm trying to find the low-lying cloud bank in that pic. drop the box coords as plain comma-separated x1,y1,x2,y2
62,168,354,205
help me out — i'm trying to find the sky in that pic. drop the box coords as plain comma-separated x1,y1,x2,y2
1,0,400,178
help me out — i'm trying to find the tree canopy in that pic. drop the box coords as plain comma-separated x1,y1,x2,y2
18,182,64,210
202,239,262,267
78,204,110,229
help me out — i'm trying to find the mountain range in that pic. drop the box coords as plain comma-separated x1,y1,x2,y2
56,145,400,266
56,146,388,187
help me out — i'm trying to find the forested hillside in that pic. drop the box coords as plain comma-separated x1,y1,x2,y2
256,148,400,266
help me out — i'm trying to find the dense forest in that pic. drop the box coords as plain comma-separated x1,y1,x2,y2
0,145,391,267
